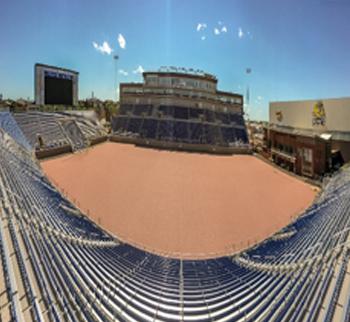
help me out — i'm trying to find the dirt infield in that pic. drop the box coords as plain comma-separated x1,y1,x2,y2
41,142,317,259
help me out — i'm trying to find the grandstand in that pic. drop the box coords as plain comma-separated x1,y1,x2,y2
13,111,107,156
111,105,249,148
112,68,249,154
1,110,350,322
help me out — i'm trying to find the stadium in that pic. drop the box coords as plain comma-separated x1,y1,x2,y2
1,65,350,322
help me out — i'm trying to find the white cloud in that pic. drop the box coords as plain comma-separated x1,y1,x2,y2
93,41,113,55
221,26,227,33
218,21,223,25
197,23,207,32
238,27,244,38
118,34,126,49
201,36,206,41
133,65,144,74
119,69,128,76
214,28,220,35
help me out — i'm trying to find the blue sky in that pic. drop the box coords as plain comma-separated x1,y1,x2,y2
1,0,350,120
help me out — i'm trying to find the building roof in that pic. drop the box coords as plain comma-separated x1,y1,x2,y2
143,69,218,83
35,63,79,75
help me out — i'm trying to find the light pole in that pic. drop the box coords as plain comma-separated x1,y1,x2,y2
246,68,251,145
246,68,251,107
114,55,119,102
245,68,252,121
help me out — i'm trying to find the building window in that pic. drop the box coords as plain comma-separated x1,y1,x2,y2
186,80,195,88
171,78,180,86
160,77,172,86
145,75,158,86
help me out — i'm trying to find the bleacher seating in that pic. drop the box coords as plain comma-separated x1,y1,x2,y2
14,112,69,150
220,125,237,146
189,121,204,144
214,111,231,125
119,104,134,115
159,105,174,118
133,104,153,116
1,117,350,321
204,109,216,123
14,111,106,152
0,111,32,151
126,117,143,137
111,105,250,148
189,107,204,120
59,111,107,140
235,128,249,145
173,120,189,142
203,123,221,145
229,113,245,126
60,120,86,151
158,119,174,141
140,118,159,139
112,115,129,134
174,106,189,120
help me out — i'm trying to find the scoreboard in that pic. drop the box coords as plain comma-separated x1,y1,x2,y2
35,63,79,106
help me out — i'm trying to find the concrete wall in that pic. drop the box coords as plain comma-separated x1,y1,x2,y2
110,136,252,155
35,145,72,159
270,97,350,134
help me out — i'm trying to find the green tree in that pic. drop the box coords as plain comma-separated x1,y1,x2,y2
104,100,119,122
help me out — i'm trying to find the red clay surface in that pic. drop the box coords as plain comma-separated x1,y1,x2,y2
41,142,317,259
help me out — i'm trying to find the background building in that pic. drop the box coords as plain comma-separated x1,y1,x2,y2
266,97,350,178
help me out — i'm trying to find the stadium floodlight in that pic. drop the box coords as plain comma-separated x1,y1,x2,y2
246,68,251,105
114,55,119,102
245,68,251,123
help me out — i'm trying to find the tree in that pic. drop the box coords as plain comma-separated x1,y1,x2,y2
104,100,119,122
